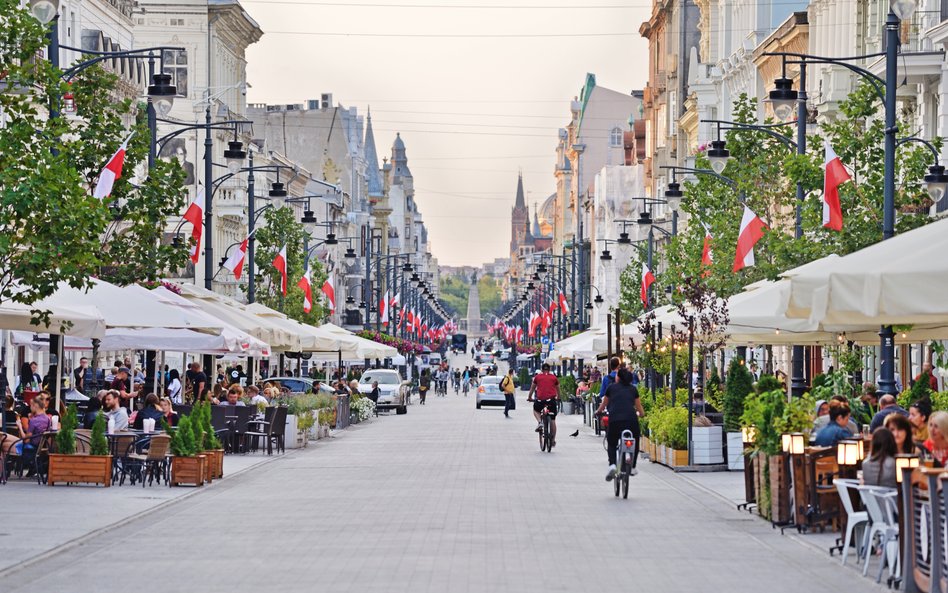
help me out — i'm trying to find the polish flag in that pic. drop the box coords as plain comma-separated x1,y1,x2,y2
640,263,656,307
391,292,400,309
222,237,249,280
272,245,287,296
701,223,713,268
93,131,134,199
321,275,335,313
548,298,557,318
380,290,390,326
732,206,769,272
558,292,570,315
182,188,205,264
823,141,851,231
297,266,313,313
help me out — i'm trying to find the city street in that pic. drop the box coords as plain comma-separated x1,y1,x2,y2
4,357,882,593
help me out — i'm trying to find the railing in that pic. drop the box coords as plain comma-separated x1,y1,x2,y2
905,9,944,52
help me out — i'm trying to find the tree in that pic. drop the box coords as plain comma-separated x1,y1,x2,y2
0,1,190,325
724,357,753,432
252,206,328,324
477,275,502,318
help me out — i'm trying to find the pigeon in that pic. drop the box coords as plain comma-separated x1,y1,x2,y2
569,430,580,437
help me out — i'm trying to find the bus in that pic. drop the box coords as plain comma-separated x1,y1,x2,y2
451,333,468,353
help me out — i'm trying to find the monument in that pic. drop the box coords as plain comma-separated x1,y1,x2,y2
464,272,483,335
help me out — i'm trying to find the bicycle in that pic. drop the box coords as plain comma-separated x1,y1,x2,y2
452,377,460,394
611,429,636,499
462,379,470,397
537,401,556,452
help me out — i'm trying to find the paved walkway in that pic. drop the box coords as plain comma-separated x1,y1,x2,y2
4,359,885,592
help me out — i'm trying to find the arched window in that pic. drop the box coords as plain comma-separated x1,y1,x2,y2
610,126,623,147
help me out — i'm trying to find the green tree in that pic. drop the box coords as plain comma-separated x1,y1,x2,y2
477,276,502,318
724,357,753,432
438,275,469,318
252,206,328,324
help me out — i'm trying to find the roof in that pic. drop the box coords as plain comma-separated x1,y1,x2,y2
364,110,383,196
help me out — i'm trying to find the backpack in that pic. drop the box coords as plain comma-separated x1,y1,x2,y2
500,375,511,391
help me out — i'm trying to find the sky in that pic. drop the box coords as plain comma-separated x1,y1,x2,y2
244,0,652,266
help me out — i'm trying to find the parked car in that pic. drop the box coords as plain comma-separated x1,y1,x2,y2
266,377,335,395
358,369,408,414
476,380,506,409
475,351,495,365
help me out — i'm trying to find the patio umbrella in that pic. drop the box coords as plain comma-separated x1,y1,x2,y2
0,300,105,338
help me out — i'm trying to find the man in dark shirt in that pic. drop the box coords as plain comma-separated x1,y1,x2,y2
110,367,134,411
191,363,208,401
73,357,91,393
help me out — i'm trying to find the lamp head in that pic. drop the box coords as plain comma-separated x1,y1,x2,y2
29,0,58,23
617,232,631,245
594,294,604,304
585,301,593,310
147,73,177,117
636,211,652,226
344,247,357,259
223,141,246,174
707,139,730,174
600,249,612,261
766,77,797,122
324,233,338,245
301,210,318,234
890,0,918,20
924,164,948,203
402,262,413,273
269,182,287,209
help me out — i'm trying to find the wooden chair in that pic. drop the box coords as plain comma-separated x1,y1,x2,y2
74,429,93,454
803,446,839,531
125,434,171,487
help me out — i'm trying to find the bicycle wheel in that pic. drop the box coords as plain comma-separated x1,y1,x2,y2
622,454,630,499
543,415,553,453
539,421,547,452
613,460,621,497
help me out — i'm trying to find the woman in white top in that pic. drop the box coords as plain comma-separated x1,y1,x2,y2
166,369,183,404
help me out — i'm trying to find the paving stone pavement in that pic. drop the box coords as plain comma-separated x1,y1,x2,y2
3,363,885,592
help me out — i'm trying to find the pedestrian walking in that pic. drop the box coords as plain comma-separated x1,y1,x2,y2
500,368,516,417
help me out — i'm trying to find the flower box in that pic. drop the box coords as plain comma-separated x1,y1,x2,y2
48,454,112,487
726,432,744,471
171,455,207,487
207,448,224,480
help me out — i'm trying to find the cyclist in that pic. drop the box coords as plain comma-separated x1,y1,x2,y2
527,364,560,447
437,367,449,395
462,366,472,396
453,368,461,394
595,367,644,481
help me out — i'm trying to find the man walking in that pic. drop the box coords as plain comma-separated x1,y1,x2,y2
500,367,516,418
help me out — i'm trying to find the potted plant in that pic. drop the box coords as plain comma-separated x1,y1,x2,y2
651,407,689,467
518,367,531,392
558,374,577,414
170,415,206,487
198,403,224,479
48,405,112,487
724,357,753,470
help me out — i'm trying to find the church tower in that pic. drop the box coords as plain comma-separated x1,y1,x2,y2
510,172,528,258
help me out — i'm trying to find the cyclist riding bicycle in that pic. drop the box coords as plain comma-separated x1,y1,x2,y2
595,367,644,481
452,369,461,393
527,363,560,447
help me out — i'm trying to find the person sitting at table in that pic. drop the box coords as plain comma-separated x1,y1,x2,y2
219,385,245,406
103,390,129,431
924,411,948,467
132,366,146,386
812,395,859,435
110,367,134,412
82,394,103,429
248,385,268,408
132,393,164,430
17,397,51,463
862,427,898,488
367,381,380,404
3,395,17,431
159,397,178,427
869,394,908,432
884,413,928,458
813,401,854,447
909,398,932,442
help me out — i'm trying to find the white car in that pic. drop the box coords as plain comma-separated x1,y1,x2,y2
358,369,408,415
476,376,506,409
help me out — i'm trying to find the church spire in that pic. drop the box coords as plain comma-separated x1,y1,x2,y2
514,171,526,210
364,108,383,197
532,203,542,238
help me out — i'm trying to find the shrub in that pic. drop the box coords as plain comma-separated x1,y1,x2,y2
724,357,753,432
170,415,196,457
55,404,79,455
90,412,109,456
559,374,577,402
652,407,688,450
755,374,782,394
191,404,205,453
518,367,530,388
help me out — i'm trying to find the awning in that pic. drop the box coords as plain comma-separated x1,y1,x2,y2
316,323,399,359
244,303,342,353
0,300,106,339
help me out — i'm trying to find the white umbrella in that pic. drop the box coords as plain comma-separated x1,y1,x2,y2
244,303,342,353
0,300,105,338
316,323,399,359
783,217,948,326
151,287,270,356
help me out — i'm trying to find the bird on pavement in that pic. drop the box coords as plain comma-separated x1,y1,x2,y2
569,430,579,437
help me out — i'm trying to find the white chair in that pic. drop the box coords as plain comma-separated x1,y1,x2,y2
834,479,869,565
877,491,901,583
858,486,900,581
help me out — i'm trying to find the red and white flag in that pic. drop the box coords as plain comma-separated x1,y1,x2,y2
380,290,390,326
272,245,288,296
823,141,851,231
733,206,769,272
93,131,134,199
182,188,205,264
701,223,713,268
558,292,570,315
297,266,313,313
222,237,249,280
640,263,656,307
321,274,335,313
391,292,400,309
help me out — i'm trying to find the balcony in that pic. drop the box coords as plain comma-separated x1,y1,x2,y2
215,179,246,221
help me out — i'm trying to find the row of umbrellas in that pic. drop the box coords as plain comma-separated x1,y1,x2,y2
2,280,397,361
549,215,948,361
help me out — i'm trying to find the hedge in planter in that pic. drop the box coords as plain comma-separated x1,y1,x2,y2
170,415,206,487
48,406,113,487
724,357,753,432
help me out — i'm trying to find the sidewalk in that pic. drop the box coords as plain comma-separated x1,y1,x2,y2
0,448,285,574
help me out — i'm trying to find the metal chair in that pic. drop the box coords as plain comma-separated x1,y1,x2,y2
125,434,171,487
834,478,869,565
859,485,900,581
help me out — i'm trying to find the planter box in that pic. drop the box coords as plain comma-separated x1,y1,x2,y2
206,449,224,480
726,432,744,471
640,436,650,460
692,426,724,465
655,444,688,467
48,454,112,487
285,414,300,449
754,453,770,520
171,455,207,487
769,454,791,524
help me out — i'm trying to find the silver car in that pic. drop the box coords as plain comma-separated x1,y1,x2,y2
358,369,409,415
476,376,506,409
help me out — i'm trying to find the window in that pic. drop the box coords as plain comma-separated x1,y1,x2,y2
610,126,623,147
161,49,188,97
668,91,677,137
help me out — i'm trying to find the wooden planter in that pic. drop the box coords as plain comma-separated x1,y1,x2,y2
48,454,112,487
171,455,207,487
207,449,224,480
754,453,770,520
768,454,791,524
